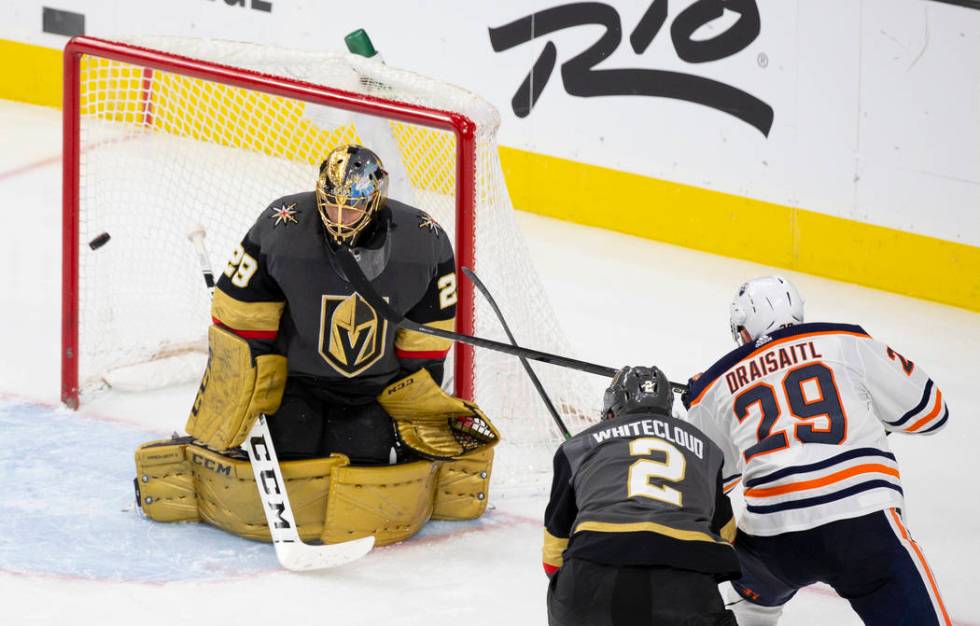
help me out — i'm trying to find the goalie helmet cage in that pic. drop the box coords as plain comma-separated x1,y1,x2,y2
62,36,600,489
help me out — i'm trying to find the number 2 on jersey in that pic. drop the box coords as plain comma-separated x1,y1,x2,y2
627,438,686,506
437,272,457,309
734,362,848,462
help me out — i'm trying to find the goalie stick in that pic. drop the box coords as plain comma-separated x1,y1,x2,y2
335,247,690,395
461,267,571,440
245,415,374,570
186,224,215,299
185,225,374,571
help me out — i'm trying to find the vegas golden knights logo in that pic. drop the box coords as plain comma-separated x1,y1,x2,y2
318,293,388,377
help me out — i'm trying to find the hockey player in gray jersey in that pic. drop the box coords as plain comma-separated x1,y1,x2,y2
544,366,740,626
134,144,499,548
193,143,472,463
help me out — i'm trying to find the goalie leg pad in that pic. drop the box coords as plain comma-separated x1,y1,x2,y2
135,438,199,523
432,447,494,520
323,459,439,546
136,437,347,542
190,446,348,542
136,438,442,546
185,325,287,450
378,368,501,460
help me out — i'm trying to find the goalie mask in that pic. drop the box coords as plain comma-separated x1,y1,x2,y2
729,275,804,346
602,366,672,420
316,144,389,245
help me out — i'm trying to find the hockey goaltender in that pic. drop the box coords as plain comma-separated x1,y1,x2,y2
133,144,500,548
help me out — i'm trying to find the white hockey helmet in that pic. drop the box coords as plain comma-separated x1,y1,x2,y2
729,276,804,346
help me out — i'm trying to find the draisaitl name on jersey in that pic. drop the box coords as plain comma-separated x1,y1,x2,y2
592,418,704,459
726,340,822,394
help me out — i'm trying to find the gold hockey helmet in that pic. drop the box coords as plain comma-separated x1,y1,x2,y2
316,144,389,245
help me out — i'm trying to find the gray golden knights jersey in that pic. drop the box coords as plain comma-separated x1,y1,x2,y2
211,191,457,397
543,411,740,580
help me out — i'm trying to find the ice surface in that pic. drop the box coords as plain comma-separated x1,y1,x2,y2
0,100,976,625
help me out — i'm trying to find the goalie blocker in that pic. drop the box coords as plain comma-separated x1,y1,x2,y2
136,366,499,545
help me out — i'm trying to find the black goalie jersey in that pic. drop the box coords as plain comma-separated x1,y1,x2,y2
543,412,741,580
211,191,457,397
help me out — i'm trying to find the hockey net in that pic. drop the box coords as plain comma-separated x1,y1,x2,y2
63,36,602,490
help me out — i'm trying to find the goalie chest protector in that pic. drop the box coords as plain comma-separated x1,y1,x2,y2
216,191,456,395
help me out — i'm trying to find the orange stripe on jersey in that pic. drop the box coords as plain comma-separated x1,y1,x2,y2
743,463,900,498
888,508,951,626
688,330,870,407
909,389,944,432
723,477,742,493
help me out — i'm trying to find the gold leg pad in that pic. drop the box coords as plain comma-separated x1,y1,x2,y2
432,448,494,521
190,446,349,542
135,438,199,523
136,439,464,546
323,459,439,546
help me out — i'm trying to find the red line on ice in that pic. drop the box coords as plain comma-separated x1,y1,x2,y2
0,154,62,182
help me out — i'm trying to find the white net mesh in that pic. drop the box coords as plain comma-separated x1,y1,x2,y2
71,37,602,490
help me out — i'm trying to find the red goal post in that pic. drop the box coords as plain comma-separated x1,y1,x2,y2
61,36,476,409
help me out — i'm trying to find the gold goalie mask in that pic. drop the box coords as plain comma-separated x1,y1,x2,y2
316,144,389,245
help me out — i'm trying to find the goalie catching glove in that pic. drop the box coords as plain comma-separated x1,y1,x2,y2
379,369,500,460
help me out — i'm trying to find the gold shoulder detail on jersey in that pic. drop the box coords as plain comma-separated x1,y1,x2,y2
212,288,285,332
395,318,455,353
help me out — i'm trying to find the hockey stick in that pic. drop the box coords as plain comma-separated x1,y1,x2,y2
186,226,374,571
186,224,215,299
335,247,690,395
461,267,571,440
244,415,374,570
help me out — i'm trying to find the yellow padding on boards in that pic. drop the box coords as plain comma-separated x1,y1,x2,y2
501,146,980,312
4,41,975,311
0,40,62,107
136,439,490,546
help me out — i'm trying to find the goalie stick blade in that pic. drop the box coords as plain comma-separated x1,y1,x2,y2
274,535,375,572
246,415,374,571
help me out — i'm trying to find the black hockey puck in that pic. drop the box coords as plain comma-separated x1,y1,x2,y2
88,232,111,250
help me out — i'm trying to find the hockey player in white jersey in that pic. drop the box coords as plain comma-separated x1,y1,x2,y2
684,276,950,625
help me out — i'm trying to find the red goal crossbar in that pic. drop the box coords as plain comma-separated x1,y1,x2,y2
61,36,477,408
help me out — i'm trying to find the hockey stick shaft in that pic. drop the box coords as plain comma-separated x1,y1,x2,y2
186,224,215,299
186,226,373,570
245,415,374,570
462,267,571,440
336,248,689,394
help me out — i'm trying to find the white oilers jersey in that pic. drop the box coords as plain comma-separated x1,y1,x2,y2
684,322,948,536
